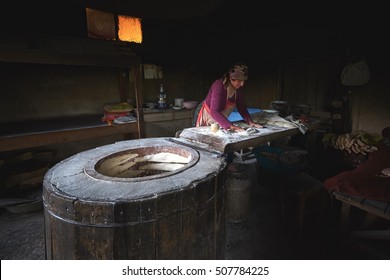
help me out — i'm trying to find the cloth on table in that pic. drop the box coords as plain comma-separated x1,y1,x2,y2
323,142,390,202
227,107,261,122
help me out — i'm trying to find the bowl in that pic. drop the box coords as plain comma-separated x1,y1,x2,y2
182,101,198,109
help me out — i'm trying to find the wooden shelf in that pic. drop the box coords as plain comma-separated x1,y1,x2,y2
0,115,140,153
0,36,144,153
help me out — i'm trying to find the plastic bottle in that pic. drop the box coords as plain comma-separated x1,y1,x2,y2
158,84,167,108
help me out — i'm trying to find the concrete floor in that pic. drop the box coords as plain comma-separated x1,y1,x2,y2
0,162,385,260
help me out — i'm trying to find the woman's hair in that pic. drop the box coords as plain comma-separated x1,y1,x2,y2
223,62,249,88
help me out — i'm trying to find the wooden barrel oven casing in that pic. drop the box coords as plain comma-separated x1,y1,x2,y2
43,138,227,260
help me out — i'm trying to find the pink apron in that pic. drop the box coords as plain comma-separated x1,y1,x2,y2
196,93,236,127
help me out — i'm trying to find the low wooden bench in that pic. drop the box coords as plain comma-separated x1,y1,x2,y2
333,192,390,237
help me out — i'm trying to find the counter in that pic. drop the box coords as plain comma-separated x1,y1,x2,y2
142,108,194,138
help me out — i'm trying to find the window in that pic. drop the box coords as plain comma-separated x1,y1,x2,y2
86,8,142,43
118,15,142,43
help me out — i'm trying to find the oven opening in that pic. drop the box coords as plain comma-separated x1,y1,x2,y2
95,147,193,178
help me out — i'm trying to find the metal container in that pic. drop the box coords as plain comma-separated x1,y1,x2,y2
226,163,252,222
270,100,289,117
174,98,184,107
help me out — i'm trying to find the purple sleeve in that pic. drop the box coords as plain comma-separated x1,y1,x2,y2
207,80,232,129
236,89,253,123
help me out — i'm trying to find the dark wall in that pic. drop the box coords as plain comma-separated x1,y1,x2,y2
135,1,388,64
0,2,86,37
2,1,387,65
1,0,389,134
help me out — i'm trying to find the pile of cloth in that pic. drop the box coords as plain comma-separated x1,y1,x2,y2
102,102,135,125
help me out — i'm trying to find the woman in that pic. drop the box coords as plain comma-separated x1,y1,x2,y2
196,63,261,132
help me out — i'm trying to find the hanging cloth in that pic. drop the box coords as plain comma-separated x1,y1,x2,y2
341,59,371,86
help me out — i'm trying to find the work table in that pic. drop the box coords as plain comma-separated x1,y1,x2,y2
176,123,299,154
176,112,301,154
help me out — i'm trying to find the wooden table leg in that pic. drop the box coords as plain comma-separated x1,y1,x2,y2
339,201,351,235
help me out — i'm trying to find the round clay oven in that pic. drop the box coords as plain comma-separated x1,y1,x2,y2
43,138,227,259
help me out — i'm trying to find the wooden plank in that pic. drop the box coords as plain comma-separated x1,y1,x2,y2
339,201,352,234
363,199,390,217
0,198,36,207
144,111,173,122
333,192,390,221
0,122,139,152
173,109,193,120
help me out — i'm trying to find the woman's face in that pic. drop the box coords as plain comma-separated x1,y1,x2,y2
230,78,245,89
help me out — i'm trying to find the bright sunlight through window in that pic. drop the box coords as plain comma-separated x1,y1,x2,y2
118,16,142,43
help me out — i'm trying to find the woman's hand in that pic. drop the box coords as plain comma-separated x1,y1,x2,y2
248,121,263,128
229,124,245,132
